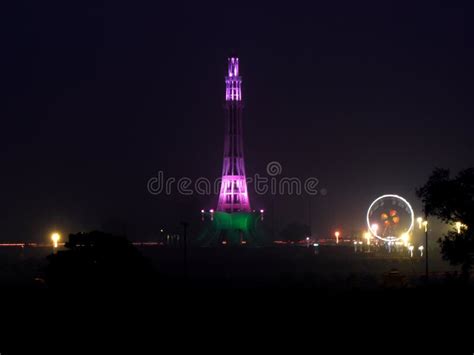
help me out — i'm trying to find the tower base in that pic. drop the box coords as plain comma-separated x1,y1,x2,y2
195,212,268,247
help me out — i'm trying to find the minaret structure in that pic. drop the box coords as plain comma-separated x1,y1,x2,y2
216,57,251,213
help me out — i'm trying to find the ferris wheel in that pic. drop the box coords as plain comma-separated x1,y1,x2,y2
367,194,414,242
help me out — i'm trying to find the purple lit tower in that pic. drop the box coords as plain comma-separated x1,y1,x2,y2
216,57,251,213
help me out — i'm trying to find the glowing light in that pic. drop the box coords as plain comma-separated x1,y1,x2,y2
422,220,428,233
455,221,462,234
0,243,26,248
401,232,409,246
201,209,205,214
334,231,340,244
364,231,371,245
418,245,424,257
260,209,264,213
371,224,379,233
51,233,60,249
408,245,414,257
225,57,242,102
417,217,423,229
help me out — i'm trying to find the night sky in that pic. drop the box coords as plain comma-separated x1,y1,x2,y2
2,0,473,241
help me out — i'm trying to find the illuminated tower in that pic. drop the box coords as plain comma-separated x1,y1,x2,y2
196,56,266,247
216,57,251,213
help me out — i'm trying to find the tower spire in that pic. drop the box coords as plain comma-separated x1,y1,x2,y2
217,56,251,213
225,57,242,101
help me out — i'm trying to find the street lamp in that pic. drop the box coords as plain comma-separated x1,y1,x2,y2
51,232,60,249
418,245,424,257
364,231,371,245
408,245,414,258
417,217,423,230
334,231,340,244
306,236,310,248
455,221,462,234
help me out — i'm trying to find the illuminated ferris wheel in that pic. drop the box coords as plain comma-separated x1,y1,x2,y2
367,194,414,242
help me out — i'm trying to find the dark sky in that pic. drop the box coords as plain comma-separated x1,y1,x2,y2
1,0,473,241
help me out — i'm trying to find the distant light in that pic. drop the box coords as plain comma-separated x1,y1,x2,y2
51,232,61,249
364,231,371,245
306,237,310,241
417,217,423,229
260,209,264,213
201,209,205,213
210,209,214,213
422,220,428,232
160,229,164,233
313,243,319,247
401,232,409,245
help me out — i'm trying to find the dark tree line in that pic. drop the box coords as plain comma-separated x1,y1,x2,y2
417,168,474,279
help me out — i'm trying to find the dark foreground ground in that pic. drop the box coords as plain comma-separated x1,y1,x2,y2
0,245,472,353
0,243,462,289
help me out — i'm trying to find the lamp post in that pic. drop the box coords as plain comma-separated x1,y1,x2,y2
423,219,428,280
334,231,340,245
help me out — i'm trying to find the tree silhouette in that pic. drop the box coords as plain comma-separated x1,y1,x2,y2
417,168,474,279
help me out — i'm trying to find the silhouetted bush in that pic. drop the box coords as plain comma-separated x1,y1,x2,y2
45,231,156,290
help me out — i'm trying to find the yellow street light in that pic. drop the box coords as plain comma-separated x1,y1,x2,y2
422,220,428,233
364,231,371,245
417,217,423,230
51,232,61,249
335,231,340,244
454,222,468,234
